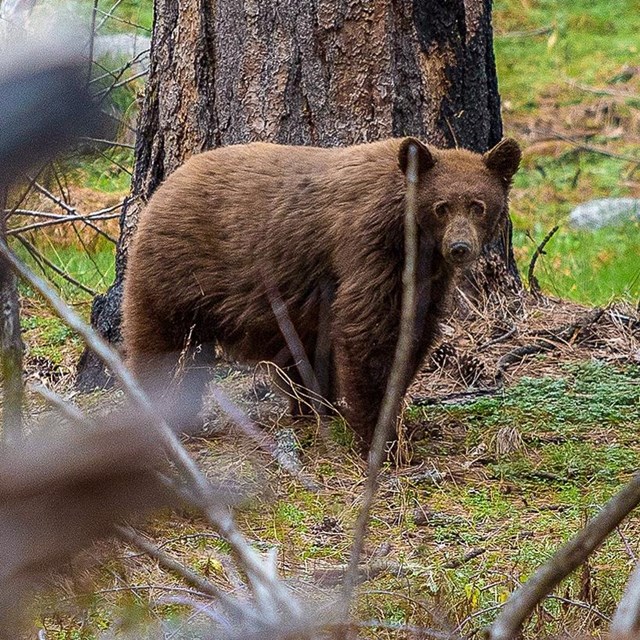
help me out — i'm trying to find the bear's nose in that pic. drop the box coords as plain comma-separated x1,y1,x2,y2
449,242,471,260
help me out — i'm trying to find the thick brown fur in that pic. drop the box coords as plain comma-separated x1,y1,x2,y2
122,138,521,449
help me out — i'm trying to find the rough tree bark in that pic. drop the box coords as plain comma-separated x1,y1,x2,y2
77,0,518,388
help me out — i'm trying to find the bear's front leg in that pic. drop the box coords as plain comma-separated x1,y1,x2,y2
332,289,428,453
334,341,397,451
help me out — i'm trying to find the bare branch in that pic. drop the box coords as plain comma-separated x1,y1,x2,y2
86,0,99,84
532,129,640,165
486,473,640,640
116,525,226,601
496,25,554,38
565,77,640,101
81,137,135,149
94,69,148,100
94,7,151,32
21,181,120,242
0,188,23,444
29,383,88,427
15,235,97,296
527,224,559,295
264,276,324,414
341,142,423,613
93,0,125,32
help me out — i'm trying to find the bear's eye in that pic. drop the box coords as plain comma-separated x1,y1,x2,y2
434,201,448,217
470,200,486,216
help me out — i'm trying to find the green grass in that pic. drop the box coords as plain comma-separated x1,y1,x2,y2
401,362,640,628
494,0,640,111
414,361,640,443
493,0,640,306
17,244,115,302
93,0,153,34
66,149,134,194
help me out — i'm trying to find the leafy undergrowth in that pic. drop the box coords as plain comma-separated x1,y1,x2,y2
32,360,640,639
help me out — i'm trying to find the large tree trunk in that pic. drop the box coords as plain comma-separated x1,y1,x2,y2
77,0,518,389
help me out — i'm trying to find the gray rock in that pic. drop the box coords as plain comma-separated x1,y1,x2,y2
569,198,640,230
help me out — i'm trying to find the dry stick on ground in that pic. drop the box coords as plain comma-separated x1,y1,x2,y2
527,225,559,295
485,472,640,640
495,25,553,38
496,308,604,377
115,525,230,603
564,77,640,101
341,142,422,617
0,239,302,624
611,562,640,639
532,129,640,165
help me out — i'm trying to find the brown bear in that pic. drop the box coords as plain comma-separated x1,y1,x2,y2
122,137,521,450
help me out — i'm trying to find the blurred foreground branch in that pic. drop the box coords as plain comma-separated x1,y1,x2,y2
486,472,640,640
342,142,424,616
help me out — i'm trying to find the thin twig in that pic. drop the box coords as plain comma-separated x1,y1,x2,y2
565,77,640,101
30,383,88,426
0,188,24,443
23,180,120,242
486,473,640,640
94,0,125,32
263,276,323,413
94,7,151,31
618,526,638,562
7,208,119,239
89,48,150,86
477,325,517,351
86,0,99,84
527,225,559,295
545,595,610,622
116,525,227,602
496,25,553,38
94,69,148,100
443,547,486,569
341,142,423,614
81,137,135,149
532,129,640,165
16,235,97,296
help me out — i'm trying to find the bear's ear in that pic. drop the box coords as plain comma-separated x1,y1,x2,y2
483,138,521,184
398,137,435,177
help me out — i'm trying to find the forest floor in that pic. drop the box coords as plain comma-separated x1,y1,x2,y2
5,0,640,638
20,287,640,640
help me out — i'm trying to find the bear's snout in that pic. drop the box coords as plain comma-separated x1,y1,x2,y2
445,240,476,265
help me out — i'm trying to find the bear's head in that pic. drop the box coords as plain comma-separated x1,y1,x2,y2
398,137,521,267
